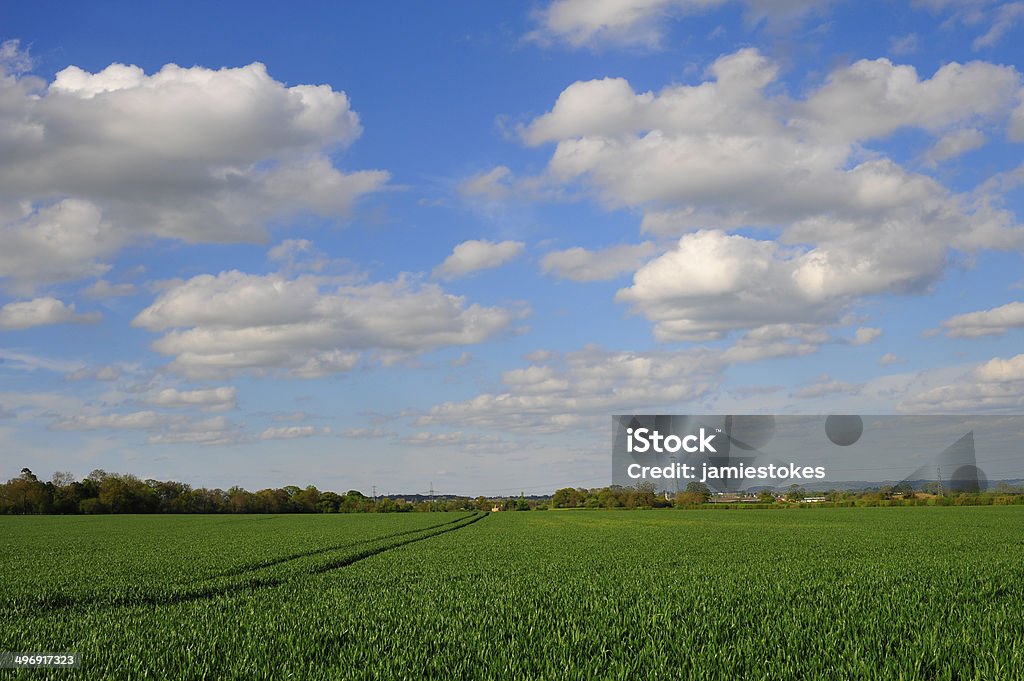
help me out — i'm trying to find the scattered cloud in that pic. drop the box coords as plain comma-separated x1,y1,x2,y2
940,301,1024,337
64,365,122,381
889,33,920,55
133,269,518,378
0,297,99,330
522,50,1023,343
81,279,137,299
528,0,829,49
458,166,514,200
541,242,657,281
790,374,864,399
418,344,723,433
899,353,1024,412
53,410,162,431
880,352,908,366
259,425,318,440
144,386,237,412
0,54,388,289
972,1,1024,48
923,128,987,166
433,240,525,279
851,327,882,345
342,427,393,439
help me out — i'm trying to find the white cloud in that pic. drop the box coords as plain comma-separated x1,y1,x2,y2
528,0,828,48
880,353,908,366
81,279,137,299
65,365,122,381
923,128,987,165
418,344,723,433
720,324,830,362
0,350,83,374
0,296,99,330
53,410,162,431
145,386,237,412
790,374,863,399
615,230,845,341
458,166,514,200
259,425,317,440
972,1,1024,48
0,55,388,288
147,415,242,446
975,354,1024,381
899,353,1024,412
401,431,465,446
0,200,123,289
522,50,1024,343
940,301,1024,337
541,242,657,281
889,33,920,55
342,427,392,439
133,269,517,378
804,57,1019,142
0,39,33,75
433,240,525,279
851,327,882,345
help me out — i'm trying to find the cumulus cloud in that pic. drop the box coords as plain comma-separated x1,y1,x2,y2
529,0,828,48
0,296,99,330
0,53,387,288
132,269,517,378
899,353,1024,412
144,386,237,412
541,242,657,281
522,50,1023,342
940,301,1024,337
615,230,878,341
433,240,525,279
0,200,123,289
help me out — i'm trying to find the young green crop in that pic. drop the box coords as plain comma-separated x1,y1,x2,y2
1,508,1021,679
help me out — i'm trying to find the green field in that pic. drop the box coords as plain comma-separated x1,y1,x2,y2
2,508,1023,680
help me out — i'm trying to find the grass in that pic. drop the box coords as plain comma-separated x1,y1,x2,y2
1,507,1022,679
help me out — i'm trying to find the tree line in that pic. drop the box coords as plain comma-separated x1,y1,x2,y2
0,468,516,515
4,468,1022,515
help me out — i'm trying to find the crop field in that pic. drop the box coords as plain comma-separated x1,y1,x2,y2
2,507,1023,680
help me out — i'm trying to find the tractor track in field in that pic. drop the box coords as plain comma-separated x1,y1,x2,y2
8,513,488,615
214,513,474,578
310,510,489,573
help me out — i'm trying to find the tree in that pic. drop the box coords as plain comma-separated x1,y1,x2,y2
685,481,711,502
551,487,578,509
784,484,805,502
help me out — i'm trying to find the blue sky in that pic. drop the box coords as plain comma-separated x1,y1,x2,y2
1,0,1022,494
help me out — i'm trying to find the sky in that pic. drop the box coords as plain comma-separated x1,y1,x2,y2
0,0,1022,495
